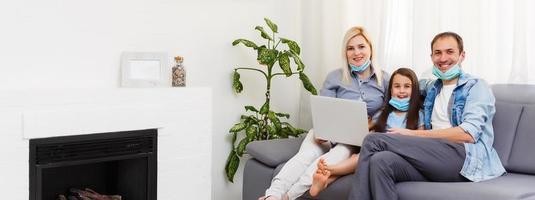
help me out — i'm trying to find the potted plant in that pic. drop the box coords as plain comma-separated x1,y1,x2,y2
225,18,317,182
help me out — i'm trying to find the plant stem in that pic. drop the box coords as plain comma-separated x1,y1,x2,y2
274,39,282,49
235,67,268,79
272,32,276,49
263,63,274,140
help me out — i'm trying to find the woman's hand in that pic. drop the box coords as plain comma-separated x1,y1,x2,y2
314,137,328,144
387,128,415,136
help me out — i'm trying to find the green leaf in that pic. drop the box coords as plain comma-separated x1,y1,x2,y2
231,131,237,144
259,101,269,114
241,115,259,126
264,18,278,33
287,50,305,71
280,38,301,55
225,150,240,182
232,39,258,49
275,112,290,119
279,127,291,138
257,47,278,65
245,124,257,140
232,71,243,93
268,111,281,130
241,115,251,125
229,121,247,133
299,72,318,95
267,125,277,137
244,105,259,113
295,128,307,135
278,52,292,77
255,26,273,40
269,134,281,140
236,137,250,156
282,122,298,137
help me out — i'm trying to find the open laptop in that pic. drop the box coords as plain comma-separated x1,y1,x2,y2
310,95,369,146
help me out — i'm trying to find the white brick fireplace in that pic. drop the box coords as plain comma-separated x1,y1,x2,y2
0,88,212,199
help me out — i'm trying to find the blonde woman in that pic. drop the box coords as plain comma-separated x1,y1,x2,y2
259,26,390,200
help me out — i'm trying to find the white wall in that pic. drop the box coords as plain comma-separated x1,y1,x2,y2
297,0,346,129
2,0,304,199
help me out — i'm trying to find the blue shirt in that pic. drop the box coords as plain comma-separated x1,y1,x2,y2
320,67,390,117
386,110,424,129
421,73,506,182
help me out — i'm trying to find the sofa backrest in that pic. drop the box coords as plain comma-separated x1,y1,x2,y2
492,84,535,174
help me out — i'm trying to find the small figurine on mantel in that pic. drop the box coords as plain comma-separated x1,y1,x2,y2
172,56,186,87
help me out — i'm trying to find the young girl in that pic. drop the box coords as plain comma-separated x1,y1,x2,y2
309,67,424,197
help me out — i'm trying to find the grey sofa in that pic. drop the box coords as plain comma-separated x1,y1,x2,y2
243,84,535,200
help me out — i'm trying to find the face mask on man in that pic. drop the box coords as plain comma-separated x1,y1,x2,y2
350,59,371,73
389,97,410,112
432,63,461,80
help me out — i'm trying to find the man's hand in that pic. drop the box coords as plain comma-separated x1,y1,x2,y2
387,128,416,136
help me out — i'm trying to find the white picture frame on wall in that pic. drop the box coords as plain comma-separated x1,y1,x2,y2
121,52,170,87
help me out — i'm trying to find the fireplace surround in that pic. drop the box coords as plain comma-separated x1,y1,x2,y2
0,88,211,199
29,129,157,200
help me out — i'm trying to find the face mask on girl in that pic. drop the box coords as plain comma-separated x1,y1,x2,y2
389,97,410,111
350,59,371,73
432,63,461,80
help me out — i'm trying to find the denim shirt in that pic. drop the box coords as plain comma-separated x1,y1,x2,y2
421,73,506,182
320,67,390,117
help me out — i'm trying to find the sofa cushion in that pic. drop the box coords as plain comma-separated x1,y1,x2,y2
298,174,352,200
492,84,535,104
247,136,305,167
397,173,535,200
492,101,523,168
507,105,535,174
243,159,277,200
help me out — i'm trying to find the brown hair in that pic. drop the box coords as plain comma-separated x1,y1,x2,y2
431,32,464,53
372,68,422,132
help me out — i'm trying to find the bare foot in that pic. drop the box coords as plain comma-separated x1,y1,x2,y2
318,158,326,170
310,159,331,197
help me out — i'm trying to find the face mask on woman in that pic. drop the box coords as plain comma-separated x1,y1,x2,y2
389,97,410,111
432,63,461,80
350,59,371,73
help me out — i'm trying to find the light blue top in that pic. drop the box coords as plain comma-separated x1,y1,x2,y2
320,67,390,117
421,73,506,182
386,110,424,129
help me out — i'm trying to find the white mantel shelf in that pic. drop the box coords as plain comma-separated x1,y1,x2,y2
0,87,212,199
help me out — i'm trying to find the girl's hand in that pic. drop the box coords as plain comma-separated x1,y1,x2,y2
387,128,415,136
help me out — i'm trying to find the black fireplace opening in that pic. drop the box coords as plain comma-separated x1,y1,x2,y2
29,129,157,200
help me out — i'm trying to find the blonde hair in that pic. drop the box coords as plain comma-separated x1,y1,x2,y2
341,26,383,87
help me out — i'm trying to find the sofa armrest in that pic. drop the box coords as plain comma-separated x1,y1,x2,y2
246,136,305,167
